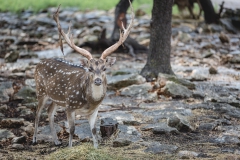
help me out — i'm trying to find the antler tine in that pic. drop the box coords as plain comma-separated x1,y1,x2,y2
53,5,93,60
100,0,134,59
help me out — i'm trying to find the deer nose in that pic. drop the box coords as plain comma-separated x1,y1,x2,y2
94,78,102,86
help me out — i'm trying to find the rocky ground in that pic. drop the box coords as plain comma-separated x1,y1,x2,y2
1,6,240,160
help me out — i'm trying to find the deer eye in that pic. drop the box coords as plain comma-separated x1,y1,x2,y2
89,67,94,72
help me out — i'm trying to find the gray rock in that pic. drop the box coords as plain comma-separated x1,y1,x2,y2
162,81,192,98
0,118,25,128
158,73,195,89
107,74,146,90
0,82,14,103
117,125,142,142
12,136,26,144
19,108,34,117
178,150,199,159
99,110,135,124
210,135,240,144
11,144,24,150
74,122,93,142
25,79,36,88
35,46,72,59
190,69,208,81
14,86,36,104
113,138,132,147
4,51,19,63
229,55,240,63
38,124,62,135
145,142,178,154
0,129,15,140
120,83,157,102
152,123,179,134
198,123,217,131
168,114,194,132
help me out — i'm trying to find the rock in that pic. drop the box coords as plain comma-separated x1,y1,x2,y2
177,32,192,43
178,150,199,159
14,86,36,103
162,81,192,98
22,124,34,135
99,110,135,124
219,32,230,44
210,135,240,144
4,51,19,63
25,79,36,88
0,129,15,140
107,74,146,90
145,142,178,154
10,144,25,150
0,118,25,128
113,138,132,147
167,114,194,132
152,123,179,134
158,73,195,89
19,108,34,117
0,82,14,103
35,46,72,59
12,136,26,144
190,69,208,81
120,83,157,102
229,55,240,63
198,123,217,131
209,66,218,74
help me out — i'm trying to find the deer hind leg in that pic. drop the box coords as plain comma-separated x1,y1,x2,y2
66,109,75,147
88,108,99,149
33,96,48,144
48,102,61,145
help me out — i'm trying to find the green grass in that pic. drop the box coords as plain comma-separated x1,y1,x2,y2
0,0,153,13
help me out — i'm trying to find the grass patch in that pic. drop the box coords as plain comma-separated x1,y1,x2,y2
46,143,174,160
0,0,152,13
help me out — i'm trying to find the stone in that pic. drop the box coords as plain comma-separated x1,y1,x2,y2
198,123,217,131
22,124,34,135
0,82,14,103
10,144,24,150
158,73,195,89
14,86,36,103
107,74,146,90
219,32,230,44
190,69,208,81
167,114,194,132
178,150,199,159
0,129,15,140
4,51,19,63
113,138,132,147
99,110,135,124
0,118,25,128
120,83,157,102
12,136,26,144
152,123,179,134
209,66,218,74
162,81,192,98
145,142,178,154
210,135,240,144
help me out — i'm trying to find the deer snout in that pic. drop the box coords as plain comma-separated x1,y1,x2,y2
94,78,102,86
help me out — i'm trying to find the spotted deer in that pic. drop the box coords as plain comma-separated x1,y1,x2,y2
32,0,134,148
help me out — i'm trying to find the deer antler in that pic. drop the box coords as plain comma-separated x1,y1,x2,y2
53,5,93,60
100,0,134,59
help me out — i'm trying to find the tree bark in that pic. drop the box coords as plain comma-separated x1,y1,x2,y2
199,0,219,24
140,0,174,82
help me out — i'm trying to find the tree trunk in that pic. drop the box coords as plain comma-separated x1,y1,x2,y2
140,0,174,82
199,0,219,24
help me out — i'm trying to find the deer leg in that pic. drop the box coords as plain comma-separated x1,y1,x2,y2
88,108,99,149
66,109,75,147
187,5,196,19
48,102,61,145
33,96,48,144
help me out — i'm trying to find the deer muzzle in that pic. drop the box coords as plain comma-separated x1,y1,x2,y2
94,78,102,86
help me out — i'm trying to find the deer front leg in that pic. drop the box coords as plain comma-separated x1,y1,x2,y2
48,102,61,145
88,108,99,149
66,109,75,147
33,96,48,144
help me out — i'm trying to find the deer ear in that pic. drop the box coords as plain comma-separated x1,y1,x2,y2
105,57,116,67
79,58,89,67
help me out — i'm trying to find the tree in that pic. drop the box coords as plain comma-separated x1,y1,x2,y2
140,0,174,81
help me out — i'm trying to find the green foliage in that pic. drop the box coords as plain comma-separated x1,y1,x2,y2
0,0,152,13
